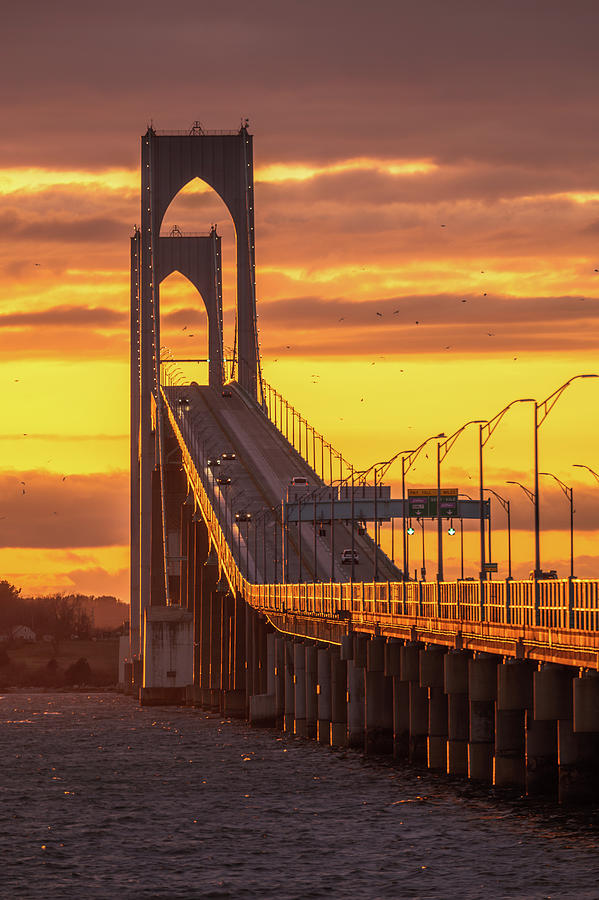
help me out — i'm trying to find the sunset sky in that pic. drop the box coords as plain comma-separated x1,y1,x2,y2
2,0,599,597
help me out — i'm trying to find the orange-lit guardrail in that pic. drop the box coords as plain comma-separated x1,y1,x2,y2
163,389,599,642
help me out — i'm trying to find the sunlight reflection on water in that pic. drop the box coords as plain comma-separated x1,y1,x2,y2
1,692,599,899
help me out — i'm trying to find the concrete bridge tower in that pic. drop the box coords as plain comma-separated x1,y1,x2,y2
130,122,262,667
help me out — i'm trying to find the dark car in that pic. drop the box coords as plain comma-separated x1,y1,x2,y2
216,476,231,486
235,510,252,521
222,389,233,398
221,451,236,460
341,549,360,565
207,457,221,468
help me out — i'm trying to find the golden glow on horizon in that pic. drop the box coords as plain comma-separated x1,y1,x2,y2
255,157,438,182
0,167,138,195
0,156,436,197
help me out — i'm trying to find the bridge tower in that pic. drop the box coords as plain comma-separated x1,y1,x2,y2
130,122,262,666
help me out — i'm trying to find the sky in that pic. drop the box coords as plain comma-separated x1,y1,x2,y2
2,0,599,597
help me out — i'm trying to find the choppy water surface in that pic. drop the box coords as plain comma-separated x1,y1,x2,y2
2,693,599,899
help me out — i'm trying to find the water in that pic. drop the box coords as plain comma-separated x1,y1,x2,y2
2,692,599,899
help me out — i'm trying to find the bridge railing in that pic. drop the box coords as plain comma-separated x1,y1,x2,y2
261,377,354,484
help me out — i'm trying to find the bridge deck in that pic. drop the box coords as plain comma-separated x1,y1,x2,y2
168,382,402,585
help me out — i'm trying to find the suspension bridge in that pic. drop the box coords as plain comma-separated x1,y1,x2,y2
124,122,599,802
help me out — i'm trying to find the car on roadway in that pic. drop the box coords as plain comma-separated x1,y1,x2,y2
235,510,252,521
341,548,360,565
221,389,233,398
221,451,236,460
291,476,309,487
216,476,231,486
207,457,220,468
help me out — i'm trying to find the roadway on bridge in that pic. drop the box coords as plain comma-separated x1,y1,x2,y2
166,382,402,585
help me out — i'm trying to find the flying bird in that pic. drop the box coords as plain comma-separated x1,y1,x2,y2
338,317,344,322
487,332,495,337
376,312,383,317
182,325,187,331
393,309,399,314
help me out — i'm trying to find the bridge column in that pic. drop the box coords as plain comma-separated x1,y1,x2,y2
468,655,497,782
198,551,218,707
294,643,307,737
365,638,393,755
386,640,409,759
274,636,285,727
347,635,367,750
444,650,470,775
420,647,447,770
284,640,295,732
190,520,209,703
526,663,569,797
568,671,599,803
221,594,246,717
305,644,318,740
179,500,192,609
330,648,347,747
249,630,277,727
401,643,427,764
317,647,332,744
494,659,534,790
209,590,223,709
244,607,256,706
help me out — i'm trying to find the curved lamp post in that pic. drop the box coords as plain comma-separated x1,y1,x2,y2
486,487,512,579
539,472,574,578
479,399,534,579
573,463,599,485
437,421,485,581
533,375,598,577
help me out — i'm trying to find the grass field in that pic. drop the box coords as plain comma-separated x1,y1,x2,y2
0,639,119,687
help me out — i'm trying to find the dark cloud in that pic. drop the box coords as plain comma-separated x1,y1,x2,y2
0,305,126,328
0,210,125,243
1,1,598,174
258,293,599,355
0,470,128,548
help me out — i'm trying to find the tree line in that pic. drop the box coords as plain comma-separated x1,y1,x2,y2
0,580,128,649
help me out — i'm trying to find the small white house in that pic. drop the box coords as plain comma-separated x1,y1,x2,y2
11,625,36,642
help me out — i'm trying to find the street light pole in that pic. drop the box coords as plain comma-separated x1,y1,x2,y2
540,472,574,578
573,463,599,485
533,375,598,577
479,399,534,580
487,487,512,579
437,421,485,582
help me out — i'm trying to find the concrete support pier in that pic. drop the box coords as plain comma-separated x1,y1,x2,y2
420,647,447,770
445,650,470,775
401,644,427,764
494,659,533,790
330,649,347,747
305,645,318,740
317,647,332,744
284,640,295,732
294,643,307,737
468,655,497,782
365,638,393,755
347,658,365,750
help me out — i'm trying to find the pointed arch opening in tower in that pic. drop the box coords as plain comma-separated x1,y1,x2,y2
160,177,236,383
